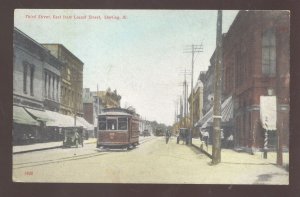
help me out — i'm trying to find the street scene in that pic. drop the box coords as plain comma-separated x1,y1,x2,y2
13,10,289,184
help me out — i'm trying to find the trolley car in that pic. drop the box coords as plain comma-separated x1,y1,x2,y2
96,108,140,150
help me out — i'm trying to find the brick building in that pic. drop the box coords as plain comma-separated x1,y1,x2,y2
83,88,121,127
222,11,290,150
200,66,214,116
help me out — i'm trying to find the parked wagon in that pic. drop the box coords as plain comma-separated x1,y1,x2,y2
62,127,84,148
177,128,189,144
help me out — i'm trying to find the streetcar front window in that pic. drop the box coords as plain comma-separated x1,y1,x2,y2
98,117,106,130
118,117,128,130
107,119,117,130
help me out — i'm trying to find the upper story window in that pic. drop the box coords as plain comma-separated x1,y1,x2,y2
30,65,35,96
23,63,28,94
262,28,276,77
67,68,71,81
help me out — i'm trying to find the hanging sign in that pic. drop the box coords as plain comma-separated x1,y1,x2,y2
260,96,277,131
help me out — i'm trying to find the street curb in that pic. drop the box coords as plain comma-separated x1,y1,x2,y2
13,140,97,154
192,143,213,159
13,145,62,155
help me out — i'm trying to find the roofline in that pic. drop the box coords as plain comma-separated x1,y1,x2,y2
42,43,84,65
14,27,53,55
14,27,63,67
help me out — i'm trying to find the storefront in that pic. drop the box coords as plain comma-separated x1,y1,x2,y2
13,106,40,145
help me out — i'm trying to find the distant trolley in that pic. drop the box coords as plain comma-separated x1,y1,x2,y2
96,108,140,150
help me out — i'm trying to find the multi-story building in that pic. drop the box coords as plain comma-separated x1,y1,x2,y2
83,88,121,128
82,88,103,125
13,28,62,143
200,68,214,116
188,77,204,136
91,88,121,109
42,44,84,117
82,88,94,125
222,11,290,150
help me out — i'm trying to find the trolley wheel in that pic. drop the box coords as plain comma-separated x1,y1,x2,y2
127,145,133,150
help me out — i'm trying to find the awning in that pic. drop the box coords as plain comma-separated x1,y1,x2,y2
195,96,233,129
13,106,39,126
45,110,80,127
24,108,53,122
76,117,94,130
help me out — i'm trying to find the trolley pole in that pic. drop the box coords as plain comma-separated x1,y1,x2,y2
212,10,222,165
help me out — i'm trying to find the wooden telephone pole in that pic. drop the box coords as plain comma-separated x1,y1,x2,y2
212,10,222,165
184,45,203,145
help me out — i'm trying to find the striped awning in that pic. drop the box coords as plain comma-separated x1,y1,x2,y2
45,110,79,127
24,108,53,122
76,117,94,130
13,106,39,126
195,96,233,129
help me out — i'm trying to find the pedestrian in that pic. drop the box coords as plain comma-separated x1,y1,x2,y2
165,130,170,144
185,129,189,145
74,130,79,148
202,130,209,150
227,134,233,148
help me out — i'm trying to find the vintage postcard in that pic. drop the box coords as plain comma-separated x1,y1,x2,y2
12,9,289,184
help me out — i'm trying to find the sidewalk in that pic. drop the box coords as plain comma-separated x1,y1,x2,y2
13,138,97,154
192,138,289,171
13,136,153,154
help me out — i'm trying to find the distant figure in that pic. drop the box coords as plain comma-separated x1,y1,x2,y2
74,131,79,148
202,130,209,149
165,130,170,144
227,134,234,148
185,130,190,145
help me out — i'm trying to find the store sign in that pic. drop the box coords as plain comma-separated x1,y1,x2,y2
260,96,277,131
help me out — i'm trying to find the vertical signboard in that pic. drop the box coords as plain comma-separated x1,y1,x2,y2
260,96,277,131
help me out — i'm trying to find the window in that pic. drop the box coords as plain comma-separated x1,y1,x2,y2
56,77,59,101
30,65,34,96
67,68,71,81
44,72,47,98
48,75,51,99
107,119,117,130
23,63,28,94
262,28,276,76
52,75,55,99
98,117,106,130
118,117,128,130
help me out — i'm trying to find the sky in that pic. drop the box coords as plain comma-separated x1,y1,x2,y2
14,9,238,126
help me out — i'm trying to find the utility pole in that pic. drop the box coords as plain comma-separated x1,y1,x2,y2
212,10,223,165
179,69,191,128
184,44,203,145
276,52,283,166
184,69,188,128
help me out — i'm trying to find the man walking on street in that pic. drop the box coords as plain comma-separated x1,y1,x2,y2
166,130,170,144
202,130,209,150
